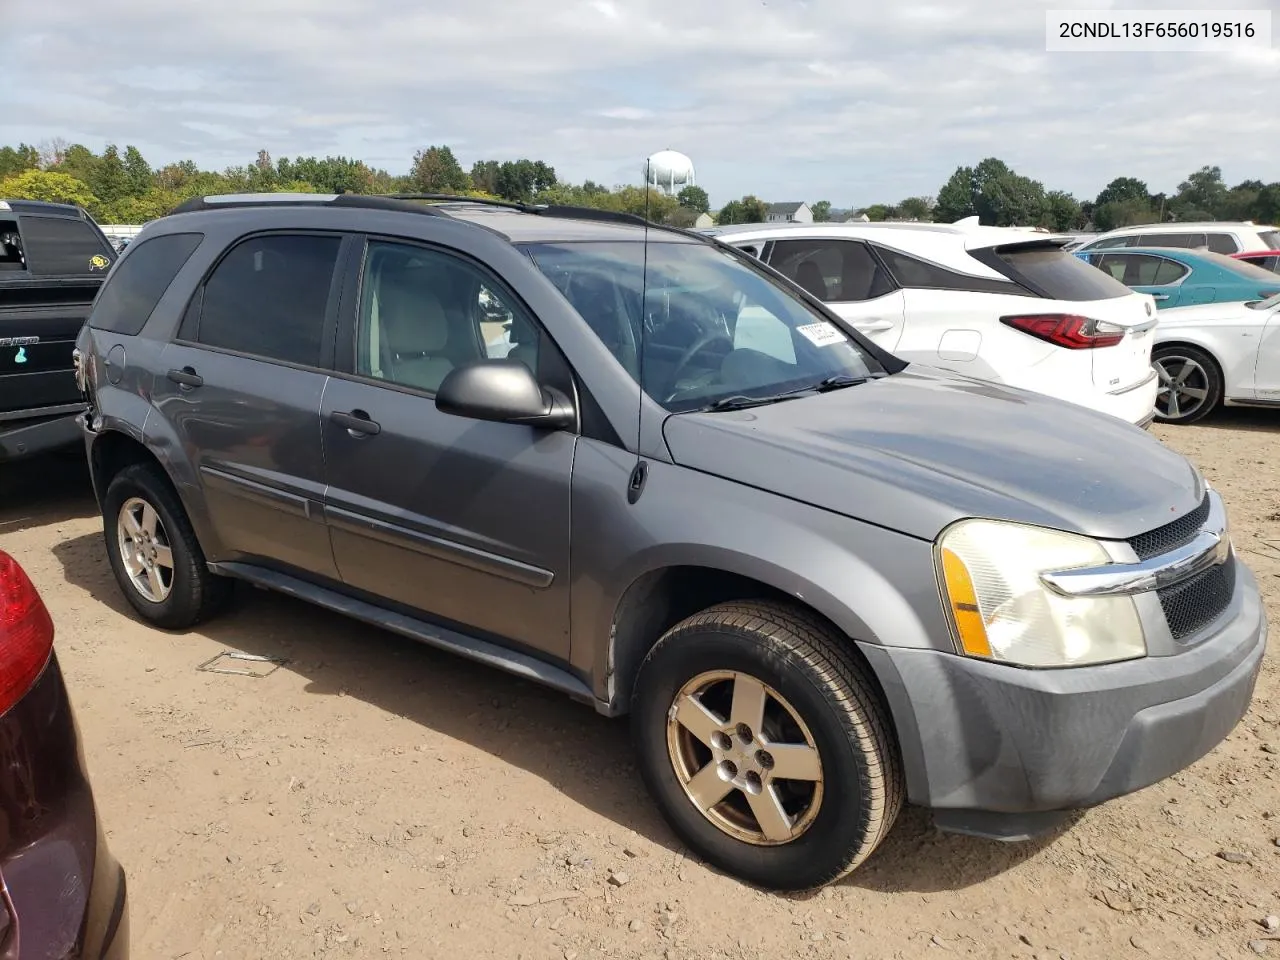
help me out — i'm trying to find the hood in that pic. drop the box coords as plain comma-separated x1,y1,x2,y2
662,368,1203,542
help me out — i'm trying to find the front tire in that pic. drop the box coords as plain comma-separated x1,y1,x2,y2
1152,345,1222,425
102,463,231,630
631,601,903,890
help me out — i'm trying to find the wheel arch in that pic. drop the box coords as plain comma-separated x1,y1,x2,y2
601,561,900,739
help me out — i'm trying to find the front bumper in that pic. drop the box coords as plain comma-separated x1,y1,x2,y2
859,558,1266,839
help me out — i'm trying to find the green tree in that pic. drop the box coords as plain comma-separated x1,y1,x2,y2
1043,190,1083,231
934,166,976,222
676,185,710,213
469,161,501,195
0,169,97,207
1094,176,1149,209
53,144,101,186
1092,198,1154,232
897,196,933,220
862,204,898,221
492,159,557,202
811,199,832,222
1172,165,1227,219
276,155,373,194
410,146,470,193
716,199,744,224
1252,183,1280,224
122,146,153,196
89,144,131,207
0,144,39,180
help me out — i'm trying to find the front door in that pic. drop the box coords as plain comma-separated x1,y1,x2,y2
764,238,907,349
150,231,347,580
1252,307,1280,403
321,237,575,660
1095,252,1191,308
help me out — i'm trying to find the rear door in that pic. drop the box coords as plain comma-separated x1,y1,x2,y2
1251,304,1280,401
763,237,906,348
982,242,1158,395
151,230,349,580
1094,252,1192,307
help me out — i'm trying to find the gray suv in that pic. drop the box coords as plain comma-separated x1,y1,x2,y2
75,193,1267,891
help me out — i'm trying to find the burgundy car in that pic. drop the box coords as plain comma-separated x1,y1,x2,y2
0,550,128,958
1232,250,1280,274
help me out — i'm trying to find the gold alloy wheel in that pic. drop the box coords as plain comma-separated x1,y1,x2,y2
665,669,824,845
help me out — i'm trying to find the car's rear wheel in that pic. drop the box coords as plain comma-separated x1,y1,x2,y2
103,463,231,629
631,600,902,890
1152,345,1222,425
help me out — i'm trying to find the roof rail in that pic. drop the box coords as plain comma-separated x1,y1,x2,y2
383,192,541,213
167,192,453,219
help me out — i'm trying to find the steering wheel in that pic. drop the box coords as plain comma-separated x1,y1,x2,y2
665,331,734,400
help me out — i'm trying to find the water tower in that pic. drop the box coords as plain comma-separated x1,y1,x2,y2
643,150,695,195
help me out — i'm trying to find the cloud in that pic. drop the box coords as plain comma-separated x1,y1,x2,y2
1,0,1276,208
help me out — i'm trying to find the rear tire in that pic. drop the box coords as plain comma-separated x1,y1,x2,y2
102,463,231,630
631,600,903,890
1152,345,1222,425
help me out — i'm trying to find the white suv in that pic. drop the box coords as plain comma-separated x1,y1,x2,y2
704,222,1160,427
1073,221,1280,255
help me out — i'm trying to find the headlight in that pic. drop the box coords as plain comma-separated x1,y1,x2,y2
936,520,1145,668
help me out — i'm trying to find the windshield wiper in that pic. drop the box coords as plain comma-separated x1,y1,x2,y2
706,393,807,411
704,372,887,412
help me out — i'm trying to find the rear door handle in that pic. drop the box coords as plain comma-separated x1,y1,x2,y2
330,409,381,436
167,367,203,388
856,319,895,333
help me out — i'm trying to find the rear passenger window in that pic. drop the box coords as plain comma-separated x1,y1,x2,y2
17,215,116,277
89,233,203,336
872,246,1032,296
189,234,341,367
1206,233,1239,254
768,239,896,302
1152,258,1189,285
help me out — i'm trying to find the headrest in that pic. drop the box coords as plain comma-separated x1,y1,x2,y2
379,266,449,354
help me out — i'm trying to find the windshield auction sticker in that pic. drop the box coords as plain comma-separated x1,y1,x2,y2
796,323,848,347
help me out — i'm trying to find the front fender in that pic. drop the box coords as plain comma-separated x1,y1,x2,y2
566,440,950,708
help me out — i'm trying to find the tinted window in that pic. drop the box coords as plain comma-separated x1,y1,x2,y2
873,245,1033,296
17,215,115,277
1260,230,1280,250
1138,232,1204,249
524,240,882,413
1152,258,1189,285
0,218,22,272
768,239,896,302
89,233,203,335
1206,233,1239,254
192,234,341,367
355,240,538,394
981,245,1131,301
1080,234,1137,251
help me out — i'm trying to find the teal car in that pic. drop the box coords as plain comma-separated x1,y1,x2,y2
1075,246,1280,308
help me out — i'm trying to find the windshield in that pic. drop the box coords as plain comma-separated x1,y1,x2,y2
522,240,882,412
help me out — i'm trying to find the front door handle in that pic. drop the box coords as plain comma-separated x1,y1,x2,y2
856,319,895,333
167,366,203,389
330,409,381,436
1151,294,1170,301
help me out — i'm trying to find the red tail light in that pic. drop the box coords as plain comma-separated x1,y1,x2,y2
1000,313,1125,349
0,550,54,716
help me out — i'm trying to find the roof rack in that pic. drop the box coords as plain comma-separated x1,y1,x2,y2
163,190,711,243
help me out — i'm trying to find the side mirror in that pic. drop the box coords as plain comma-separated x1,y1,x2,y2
435,360,575,430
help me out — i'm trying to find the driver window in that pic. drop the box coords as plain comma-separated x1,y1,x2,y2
357,241,540,394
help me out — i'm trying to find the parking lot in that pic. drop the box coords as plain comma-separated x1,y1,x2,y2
2,413,1276,960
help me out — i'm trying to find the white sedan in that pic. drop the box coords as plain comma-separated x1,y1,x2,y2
1151,293,1280,424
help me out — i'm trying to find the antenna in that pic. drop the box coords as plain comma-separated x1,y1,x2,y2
627,160,653,506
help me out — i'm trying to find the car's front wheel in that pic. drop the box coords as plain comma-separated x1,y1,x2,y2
631,601,903,890
102,463,231,630
1152,344,1222,425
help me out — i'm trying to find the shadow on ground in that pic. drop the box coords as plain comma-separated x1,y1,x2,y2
1188,408,1280,435
0,450,97,536
51,525,1067,894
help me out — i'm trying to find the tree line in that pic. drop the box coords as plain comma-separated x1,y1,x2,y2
0,140,1275,232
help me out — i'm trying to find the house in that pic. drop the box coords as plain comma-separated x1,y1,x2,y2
694,212,714,228
765,202,813,224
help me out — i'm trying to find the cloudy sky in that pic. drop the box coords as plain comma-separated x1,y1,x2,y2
1,0,1276,208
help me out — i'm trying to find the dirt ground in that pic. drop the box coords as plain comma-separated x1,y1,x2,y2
2,414,1278,960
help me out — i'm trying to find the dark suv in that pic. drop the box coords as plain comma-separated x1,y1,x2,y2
76,193,1266,891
